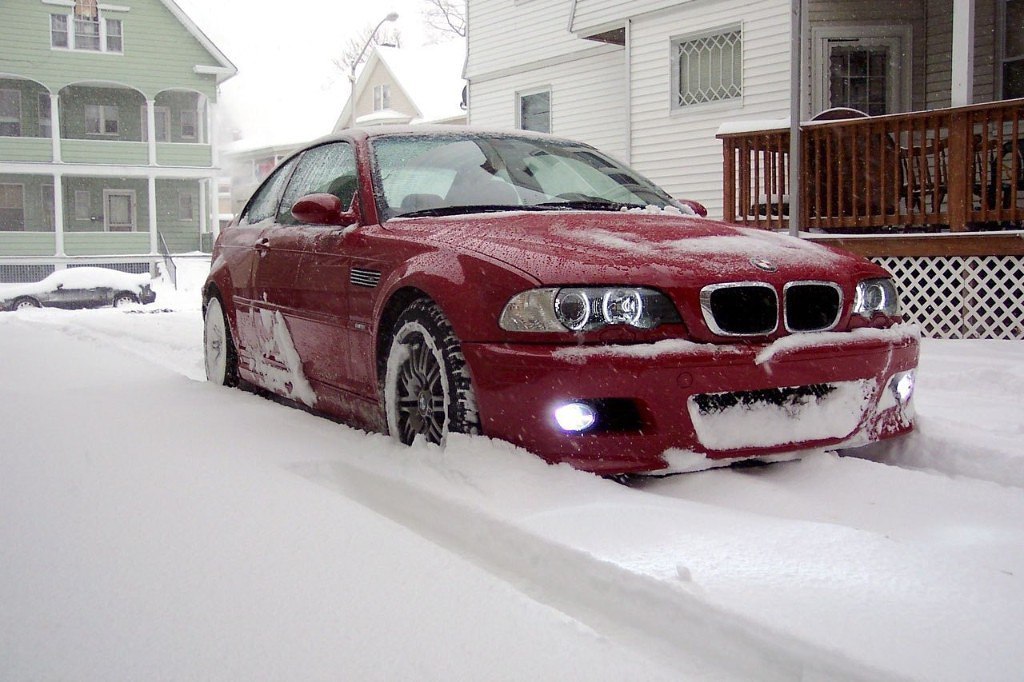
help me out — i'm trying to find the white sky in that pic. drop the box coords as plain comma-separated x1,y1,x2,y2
174,0,432,148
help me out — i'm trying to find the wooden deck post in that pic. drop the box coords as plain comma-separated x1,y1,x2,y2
722,140,735,222
947,111,969,232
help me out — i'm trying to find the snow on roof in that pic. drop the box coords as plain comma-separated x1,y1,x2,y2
374,41,466,124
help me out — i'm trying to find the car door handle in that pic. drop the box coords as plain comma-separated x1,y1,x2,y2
255,238,270,255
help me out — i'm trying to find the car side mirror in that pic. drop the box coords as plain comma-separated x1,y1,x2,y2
291,193,357,227
56,283,64,290
675,199,708,217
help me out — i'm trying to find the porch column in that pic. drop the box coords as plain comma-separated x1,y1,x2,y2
53,172,65,256
49,93,62,163
199,177,208,239
209,177,219,237
951,0,975,107
148,175,158,255
146,99,157,165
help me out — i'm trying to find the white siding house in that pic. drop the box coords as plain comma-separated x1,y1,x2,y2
466,0,1012,219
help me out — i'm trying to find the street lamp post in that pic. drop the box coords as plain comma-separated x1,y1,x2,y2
348,12,399,129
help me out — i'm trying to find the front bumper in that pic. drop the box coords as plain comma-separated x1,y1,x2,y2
461,326,919,475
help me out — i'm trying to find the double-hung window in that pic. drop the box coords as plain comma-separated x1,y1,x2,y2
0,89,22,137
373,84,391,111
50,15,69,48
0,184,26,231
85,104,118,135
51,0,124,53
180,110,198,140
671,26,742,108
106,18,123,53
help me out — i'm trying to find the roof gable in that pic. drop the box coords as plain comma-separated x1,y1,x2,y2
334,41,466,131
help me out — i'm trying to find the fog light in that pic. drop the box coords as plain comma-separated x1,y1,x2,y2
554,402,597,432
891,370,915,405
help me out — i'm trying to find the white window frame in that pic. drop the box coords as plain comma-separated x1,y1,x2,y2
74,10,101,51
50,14,69,48
0,183,26,231
0,88,23,137
105,17,123,53
85,104,119,136
102,189,136,232
48,3,127,54
670,25,743,110
74,190,92,221
180,109,198,140
516,88,551,133
373,84,391,112
810,25,912,116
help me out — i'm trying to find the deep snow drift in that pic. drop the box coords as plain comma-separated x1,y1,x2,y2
1,257,1022,681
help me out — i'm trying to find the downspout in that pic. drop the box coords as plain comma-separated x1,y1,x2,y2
788,0,804,237
625,18,632,165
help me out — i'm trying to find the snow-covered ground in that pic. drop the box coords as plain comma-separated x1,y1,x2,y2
2,258,1023,681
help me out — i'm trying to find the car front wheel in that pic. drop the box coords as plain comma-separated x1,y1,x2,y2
384,299,479,445
13,297,41,310
112,292,136,308
204,296,239,387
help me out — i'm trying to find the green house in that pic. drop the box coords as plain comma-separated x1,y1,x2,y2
0,0,235,282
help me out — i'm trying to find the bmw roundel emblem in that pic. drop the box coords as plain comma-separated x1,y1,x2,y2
750,257,778,272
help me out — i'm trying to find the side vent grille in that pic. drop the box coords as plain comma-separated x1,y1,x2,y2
350,268,382,288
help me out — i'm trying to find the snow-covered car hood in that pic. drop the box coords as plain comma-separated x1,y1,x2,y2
392,210,879,287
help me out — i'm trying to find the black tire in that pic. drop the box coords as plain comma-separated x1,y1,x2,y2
204,296,239,387
112,291,136,308
13,297,41,310
384,299,480,445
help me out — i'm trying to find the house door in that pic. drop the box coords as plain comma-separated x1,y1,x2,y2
103,190,135,232
812,26,911,116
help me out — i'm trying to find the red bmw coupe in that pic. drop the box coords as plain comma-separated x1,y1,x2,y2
203,128,918,475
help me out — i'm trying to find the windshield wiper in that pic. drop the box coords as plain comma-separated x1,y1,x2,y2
398,205,525,218
532,200,646,211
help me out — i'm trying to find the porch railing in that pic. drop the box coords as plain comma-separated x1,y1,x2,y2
718,98,1024,232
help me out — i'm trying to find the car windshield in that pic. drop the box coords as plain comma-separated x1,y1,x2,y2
370,133,676,220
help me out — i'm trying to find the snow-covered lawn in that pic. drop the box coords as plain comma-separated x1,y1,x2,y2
2,258,1022,681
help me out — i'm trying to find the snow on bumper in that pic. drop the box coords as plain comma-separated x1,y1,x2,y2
462,325,919,475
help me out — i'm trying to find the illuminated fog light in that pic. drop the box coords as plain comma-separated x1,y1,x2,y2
891,370,916,405
554,402,597,432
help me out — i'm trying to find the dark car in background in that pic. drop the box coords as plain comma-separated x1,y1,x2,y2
203,127,918,475
0,267,156,311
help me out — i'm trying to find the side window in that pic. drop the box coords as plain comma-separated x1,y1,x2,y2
241,156,298,225
277,142,358,224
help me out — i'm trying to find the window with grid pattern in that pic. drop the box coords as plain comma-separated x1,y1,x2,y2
672,27,742,108
0,89,21,137
0,184,25,231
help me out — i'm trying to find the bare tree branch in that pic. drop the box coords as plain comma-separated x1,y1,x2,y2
333,23,403,76
423,0,466,38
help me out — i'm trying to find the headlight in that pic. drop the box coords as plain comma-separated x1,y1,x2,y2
499,287,680,332
853,278,900,317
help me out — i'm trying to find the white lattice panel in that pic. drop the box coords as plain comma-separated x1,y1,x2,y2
873,255,1024,339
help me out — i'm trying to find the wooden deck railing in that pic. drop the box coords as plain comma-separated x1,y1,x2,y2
718,98,1024,232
